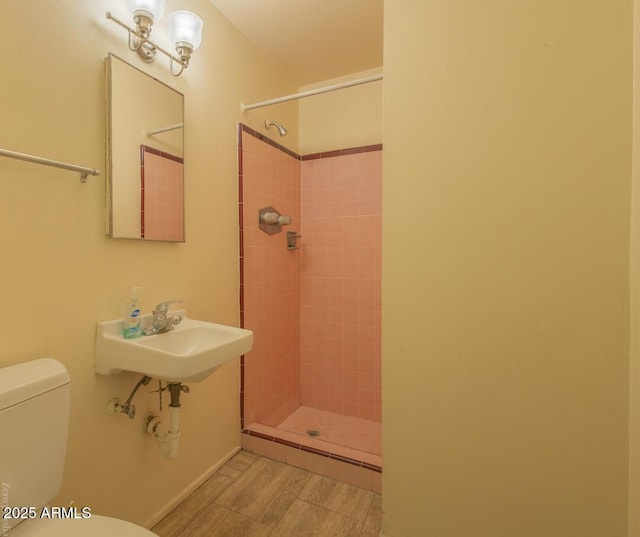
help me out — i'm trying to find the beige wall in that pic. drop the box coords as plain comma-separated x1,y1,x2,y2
630,1,640,535
0,0,297,528
298,69,383,155
382,1,631,536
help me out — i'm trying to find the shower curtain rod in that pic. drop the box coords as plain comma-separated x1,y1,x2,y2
241,73,383,112
145,123,184,137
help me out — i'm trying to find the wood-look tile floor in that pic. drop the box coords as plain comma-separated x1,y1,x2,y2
152,450,381,537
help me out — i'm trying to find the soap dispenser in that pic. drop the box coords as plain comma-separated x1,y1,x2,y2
123,286,143,339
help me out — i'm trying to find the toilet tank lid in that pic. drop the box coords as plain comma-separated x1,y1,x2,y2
0,358,69,411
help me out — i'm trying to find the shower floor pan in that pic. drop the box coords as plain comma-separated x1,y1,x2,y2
243,405,381,471
278,406,381,456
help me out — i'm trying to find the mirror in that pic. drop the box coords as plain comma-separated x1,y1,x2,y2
106,53,185,241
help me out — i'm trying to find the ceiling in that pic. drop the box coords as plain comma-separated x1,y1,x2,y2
208,0,383,86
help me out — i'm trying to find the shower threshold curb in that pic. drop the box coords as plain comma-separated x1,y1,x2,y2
241,427,382,473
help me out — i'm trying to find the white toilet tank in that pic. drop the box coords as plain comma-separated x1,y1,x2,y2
0,358,70,533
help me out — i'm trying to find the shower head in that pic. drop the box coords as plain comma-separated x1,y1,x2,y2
265,119,288,137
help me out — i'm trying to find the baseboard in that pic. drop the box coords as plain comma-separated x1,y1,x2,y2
141,444,242,529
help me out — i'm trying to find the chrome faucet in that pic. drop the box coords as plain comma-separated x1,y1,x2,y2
145,300,183,335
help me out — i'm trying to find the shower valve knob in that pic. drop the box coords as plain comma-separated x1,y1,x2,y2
261,212,280,225
260,212,291,226
258,206,291,235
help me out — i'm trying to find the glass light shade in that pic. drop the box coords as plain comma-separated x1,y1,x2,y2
170,11,204,51
129,0,165,22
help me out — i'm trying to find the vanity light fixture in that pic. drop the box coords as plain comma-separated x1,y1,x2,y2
127,0,165,63
106,0,203,77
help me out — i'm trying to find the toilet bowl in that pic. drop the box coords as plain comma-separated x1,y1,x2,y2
0,358,158,536
7,515,157,536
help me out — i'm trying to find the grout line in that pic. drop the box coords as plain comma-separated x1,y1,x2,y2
266,459,310,535
355,493,377,534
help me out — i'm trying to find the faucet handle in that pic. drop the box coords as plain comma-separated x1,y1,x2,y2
154,299,183,317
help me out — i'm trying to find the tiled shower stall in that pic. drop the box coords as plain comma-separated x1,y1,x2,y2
238,124,381,489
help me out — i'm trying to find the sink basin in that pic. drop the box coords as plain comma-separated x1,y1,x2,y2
95,311,253,382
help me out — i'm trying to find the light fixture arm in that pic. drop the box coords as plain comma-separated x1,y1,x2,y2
127,27,157,62
169,56,186,77
106,12,191,76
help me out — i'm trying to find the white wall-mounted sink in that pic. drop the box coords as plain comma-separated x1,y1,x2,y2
95,311,253,382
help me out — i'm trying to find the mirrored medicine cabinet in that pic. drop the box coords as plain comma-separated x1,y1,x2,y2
105,53,185,242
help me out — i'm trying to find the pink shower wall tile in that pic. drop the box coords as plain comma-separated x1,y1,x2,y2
300,150,382,422
142,149,184,241
240,129,301,427
240,128,382,429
